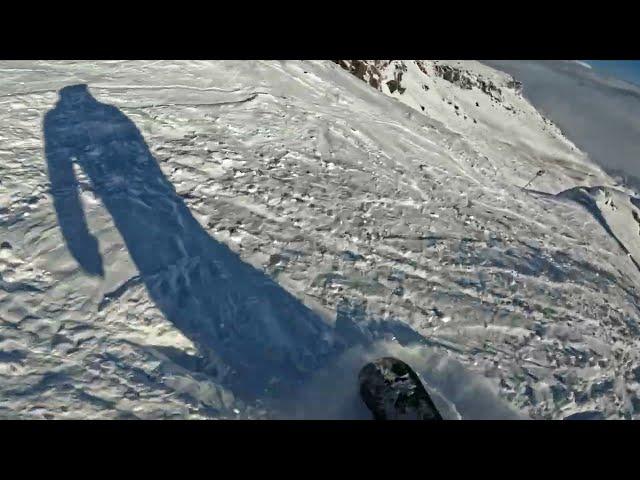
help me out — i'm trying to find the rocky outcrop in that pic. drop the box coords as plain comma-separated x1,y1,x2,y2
505,77,523,95
334,60,389,91
335,60,412,94
433,64,474,90
478,77,504,101
386,78,406,94
335,60,523,107
432,63,510,102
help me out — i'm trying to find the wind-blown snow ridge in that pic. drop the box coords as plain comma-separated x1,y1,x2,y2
1,60,640,419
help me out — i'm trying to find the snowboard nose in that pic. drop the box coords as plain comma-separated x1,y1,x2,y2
358,357,443,420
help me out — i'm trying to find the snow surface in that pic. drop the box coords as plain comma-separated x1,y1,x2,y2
1,60,640,419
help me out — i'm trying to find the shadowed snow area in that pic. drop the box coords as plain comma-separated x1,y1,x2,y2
2,60,640,419
42,84,338,401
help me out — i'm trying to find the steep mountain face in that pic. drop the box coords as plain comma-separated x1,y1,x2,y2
2,60,640,419
335,60,610,192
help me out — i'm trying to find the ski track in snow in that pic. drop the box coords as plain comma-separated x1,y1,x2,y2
1,60,640,419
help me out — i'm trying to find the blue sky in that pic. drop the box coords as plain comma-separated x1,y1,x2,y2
586,60,640,86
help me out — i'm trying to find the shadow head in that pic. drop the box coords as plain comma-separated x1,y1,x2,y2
57,84,96,106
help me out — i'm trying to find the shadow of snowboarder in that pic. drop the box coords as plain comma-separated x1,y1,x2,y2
43,84,336,400
42,84,520,419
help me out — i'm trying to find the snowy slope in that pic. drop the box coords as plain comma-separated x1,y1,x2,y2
1,60,640,419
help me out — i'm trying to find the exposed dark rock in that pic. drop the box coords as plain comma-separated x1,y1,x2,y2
386,79,407,94
433,64,503,102
478,78,503,102
433,64,473,89
415,60,429,76
505,77,523,94
333,60,387,92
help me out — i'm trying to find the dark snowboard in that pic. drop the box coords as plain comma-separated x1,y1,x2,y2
359,357,443,420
